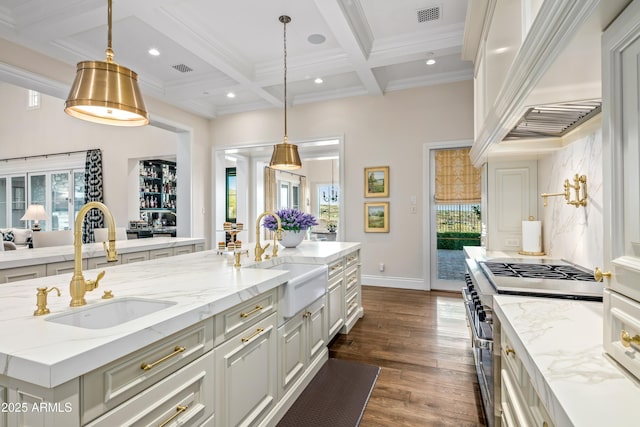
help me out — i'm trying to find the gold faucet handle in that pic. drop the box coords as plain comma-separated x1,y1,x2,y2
102,241,118,261
86,270,106,291
34,286,61,316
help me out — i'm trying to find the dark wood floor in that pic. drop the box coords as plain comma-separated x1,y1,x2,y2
329,286,486,427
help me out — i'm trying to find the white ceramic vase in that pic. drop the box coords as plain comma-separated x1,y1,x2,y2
279,229,306,248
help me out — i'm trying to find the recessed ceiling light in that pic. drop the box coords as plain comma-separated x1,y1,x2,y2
148,48,160,56
314,77,323,84
307,34,326,45
426,58,436,66
226,92,236,98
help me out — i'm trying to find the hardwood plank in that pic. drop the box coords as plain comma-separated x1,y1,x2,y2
330,286,486,426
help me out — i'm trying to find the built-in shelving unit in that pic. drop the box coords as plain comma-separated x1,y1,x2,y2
139,159,176,225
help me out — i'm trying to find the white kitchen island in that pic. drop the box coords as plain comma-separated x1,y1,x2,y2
0,241,362,426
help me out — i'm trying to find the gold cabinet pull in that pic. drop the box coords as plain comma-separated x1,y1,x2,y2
240,305,263,318
241,327,265,343
330,264,342,272
505,346,516,356
302,311,312,319
620,330,640,348
141,346,186,370
594,267,612,282
159,405,187,427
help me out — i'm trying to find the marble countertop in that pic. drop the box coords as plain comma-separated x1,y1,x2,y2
494,295,640,427
0,240,360,388
0,237,205,269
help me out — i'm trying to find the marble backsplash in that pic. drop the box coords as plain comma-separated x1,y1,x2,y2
537,129,603,269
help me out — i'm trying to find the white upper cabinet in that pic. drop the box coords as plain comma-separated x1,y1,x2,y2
602,0,640,382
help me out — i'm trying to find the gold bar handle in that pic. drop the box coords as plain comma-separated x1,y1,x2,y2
240,305,263,318
330,264,342,272
241,327,265,343
141,346,186,370
505,346,516,356
621,330,640,348
159,405,188,427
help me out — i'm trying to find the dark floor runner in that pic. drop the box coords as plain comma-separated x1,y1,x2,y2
277,358,380,427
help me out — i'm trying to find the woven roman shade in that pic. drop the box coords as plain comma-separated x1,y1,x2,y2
434,148,481,204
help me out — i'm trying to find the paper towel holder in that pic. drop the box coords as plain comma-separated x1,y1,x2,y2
518,216,546,256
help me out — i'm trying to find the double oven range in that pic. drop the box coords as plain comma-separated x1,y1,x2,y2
462,256,603,427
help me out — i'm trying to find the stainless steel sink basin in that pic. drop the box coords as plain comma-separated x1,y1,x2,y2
265,262,328,317
46,297,177,329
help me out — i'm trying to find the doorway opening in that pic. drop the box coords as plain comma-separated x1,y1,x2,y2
428,145,481,290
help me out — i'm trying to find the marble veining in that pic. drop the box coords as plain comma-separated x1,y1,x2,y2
0,241,360,388
537,129,604,269
495,295,640,427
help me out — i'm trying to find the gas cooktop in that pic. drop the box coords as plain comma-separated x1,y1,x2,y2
478,258,603,301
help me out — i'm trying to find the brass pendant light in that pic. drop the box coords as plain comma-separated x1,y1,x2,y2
64,0,149,126
270,15,302,170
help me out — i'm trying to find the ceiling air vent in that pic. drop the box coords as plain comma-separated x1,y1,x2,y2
172,63,193,73
417,6,441,23
504,100,602,140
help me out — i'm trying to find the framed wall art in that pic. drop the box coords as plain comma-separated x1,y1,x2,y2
364,202,389,232
364,166,389,197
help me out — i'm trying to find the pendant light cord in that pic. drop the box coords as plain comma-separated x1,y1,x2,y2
280,15,291,143
106,0,114,62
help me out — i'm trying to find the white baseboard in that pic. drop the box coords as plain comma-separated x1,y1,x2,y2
361,275,426,290
362,275,465,292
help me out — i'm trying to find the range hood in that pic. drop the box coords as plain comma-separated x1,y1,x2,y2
504,100,601,140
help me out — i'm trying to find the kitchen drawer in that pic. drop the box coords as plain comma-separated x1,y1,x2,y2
150,247,173,259
343,287,361,334
46,260,87,276
174,245,194,256
214,289,277,345
82,319,214,423
604,289,640,381
0,265,46,283
87,255,122,270
501,331,524,387
86,350,214,427
501,368,533,427
345,250,359,268
328,259,344,280
121,251,150,264
345,267,359,294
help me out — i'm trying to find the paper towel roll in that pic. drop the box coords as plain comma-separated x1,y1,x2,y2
521,220,542,254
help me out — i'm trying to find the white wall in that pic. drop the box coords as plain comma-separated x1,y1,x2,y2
210,81,475,286
538,120,604,269
0,83,212,240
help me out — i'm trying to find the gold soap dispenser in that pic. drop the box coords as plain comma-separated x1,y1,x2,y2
34,287,61,316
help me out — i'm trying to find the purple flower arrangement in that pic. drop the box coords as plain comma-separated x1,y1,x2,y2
262,208,318,232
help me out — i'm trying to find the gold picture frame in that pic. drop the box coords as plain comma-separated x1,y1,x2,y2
365,202,389,232
364,166,389,197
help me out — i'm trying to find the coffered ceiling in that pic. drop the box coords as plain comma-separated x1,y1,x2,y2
0,0,472,119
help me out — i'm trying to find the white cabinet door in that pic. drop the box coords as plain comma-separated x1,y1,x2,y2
305,296,327,364
327,274,344,339
602,0,640,379
278,312,305,397
215,313,277,427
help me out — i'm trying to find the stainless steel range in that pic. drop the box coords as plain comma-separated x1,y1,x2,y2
462,256,602,427
478,258,603,301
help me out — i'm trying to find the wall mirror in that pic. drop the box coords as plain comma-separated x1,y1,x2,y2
213,137,343,245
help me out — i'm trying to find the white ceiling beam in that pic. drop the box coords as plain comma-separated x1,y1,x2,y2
314,0,383,96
